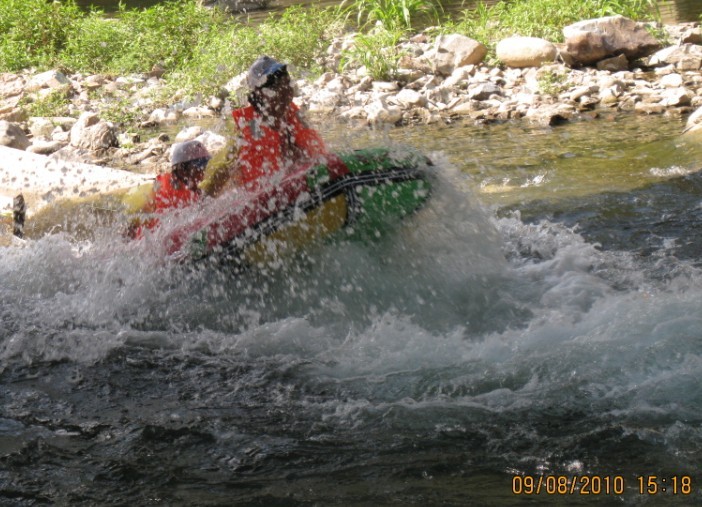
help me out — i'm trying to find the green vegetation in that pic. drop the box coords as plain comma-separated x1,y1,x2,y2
20,90,72,118
537,69,570,96
0,0,82,70
446,0,660,47
343,0,442,31
178,6,342,100
0,0,665,118
341,28,405,81
62,0,219,74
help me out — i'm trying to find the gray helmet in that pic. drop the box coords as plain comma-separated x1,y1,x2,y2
170,140,210,166
247,56,287,89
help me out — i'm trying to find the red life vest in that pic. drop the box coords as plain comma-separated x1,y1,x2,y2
151,173,200,212
232,103,326,190
128,173,200,239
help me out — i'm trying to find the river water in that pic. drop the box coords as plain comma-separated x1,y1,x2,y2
2,111,702,504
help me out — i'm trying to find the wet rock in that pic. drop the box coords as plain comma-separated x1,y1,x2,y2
70,112,118,151
648,44,702,71
635,102,665,114
526,104,575,126
496,37,557,68
428,34,487,76
0,121,30,150
563,15,661,66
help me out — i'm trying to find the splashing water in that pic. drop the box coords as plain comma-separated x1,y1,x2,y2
2,145,702,504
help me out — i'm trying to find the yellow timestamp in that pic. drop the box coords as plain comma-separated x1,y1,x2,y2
638,475,692,495
512,474,694,496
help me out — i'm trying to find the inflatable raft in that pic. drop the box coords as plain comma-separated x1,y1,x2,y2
156,147,432,264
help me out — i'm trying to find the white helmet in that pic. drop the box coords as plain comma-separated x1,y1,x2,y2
170,140,210,166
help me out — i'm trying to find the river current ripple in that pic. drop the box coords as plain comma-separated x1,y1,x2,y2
2,128,702,504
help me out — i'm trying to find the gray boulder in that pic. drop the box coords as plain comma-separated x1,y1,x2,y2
428,34,487,76
0,121,30,150
563,15,661,66
648,44,702,70
69,112,118,151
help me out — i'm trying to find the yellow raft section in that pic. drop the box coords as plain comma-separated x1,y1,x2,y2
242,194,348,266
17,182,155,240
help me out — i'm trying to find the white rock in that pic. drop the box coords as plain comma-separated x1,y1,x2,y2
372,81,399,92
364,99,403,125
429,33,487,76
660,87,693,107
308,89,343,113
27,139,65,155
649,44,702,70
660,73,684,88
69,112,118,151
148,108,181,124
195,131,227,156
442,65,474,89
182,106,215,118
26,70,71,93
28,117,57,139
395,88,426,107
497,37,557,68
175,126,205,142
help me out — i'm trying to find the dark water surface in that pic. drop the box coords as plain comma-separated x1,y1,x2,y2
2,112,702,504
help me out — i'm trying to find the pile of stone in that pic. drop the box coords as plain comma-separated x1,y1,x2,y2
1,15,702,173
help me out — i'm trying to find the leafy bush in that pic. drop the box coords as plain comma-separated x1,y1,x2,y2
61,0,220,74
341,28,405,80
343,0,442,31
173,6,342,101
0,0,83,71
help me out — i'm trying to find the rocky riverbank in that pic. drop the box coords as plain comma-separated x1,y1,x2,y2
1,14,702,206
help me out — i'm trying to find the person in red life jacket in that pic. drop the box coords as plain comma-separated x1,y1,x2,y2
125,140,211,239
200,57,327,196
